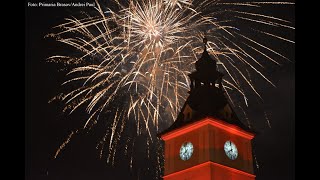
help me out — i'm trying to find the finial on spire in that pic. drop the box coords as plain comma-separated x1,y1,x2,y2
203,37,208,50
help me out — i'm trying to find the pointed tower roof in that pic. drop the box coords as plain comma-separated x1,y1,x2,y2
189,37,223,84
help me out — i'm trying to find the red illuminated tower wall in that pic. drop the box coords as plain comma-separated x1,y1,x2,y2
161,117,255,180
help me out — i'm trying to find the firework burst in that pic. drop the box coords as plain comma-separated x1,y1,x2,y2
47,0,294,177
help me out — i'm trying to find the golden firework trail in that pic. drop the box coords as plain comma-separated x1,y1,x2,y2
47,0,294,175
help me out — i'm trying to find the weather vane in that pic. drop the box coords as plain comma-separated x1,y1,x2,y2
203,36,208,50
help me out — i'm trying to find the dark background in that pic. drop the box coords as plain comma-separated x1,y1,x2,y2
25,0,295,179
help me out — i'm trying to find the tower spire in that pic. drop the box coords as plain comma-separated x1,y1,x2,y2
203,37,208,51
159,38,253,135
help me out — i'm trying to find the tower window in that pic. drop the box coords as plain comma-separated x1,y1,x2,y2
187,113,191,120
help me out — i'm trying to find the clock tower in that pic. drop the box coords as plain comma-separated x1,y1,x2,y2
159,38,256,180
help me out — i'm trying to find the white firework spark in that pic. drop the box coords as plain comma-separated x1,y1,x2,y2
47,0,294,176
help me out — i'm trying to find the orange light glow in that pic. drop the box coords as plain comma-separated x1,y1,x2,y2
163,161,255,180
161,117,254,141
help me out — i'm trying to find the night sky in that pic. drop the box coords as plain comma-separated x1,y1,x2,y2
25,0,295,179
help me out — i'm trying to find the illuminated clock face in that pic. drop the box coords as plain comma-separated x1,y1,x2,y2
179,142,194,161
224,140,238,160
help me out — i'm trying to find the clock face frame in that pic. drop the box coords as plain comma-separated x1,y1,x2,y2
224,140,238,160
179,142,194,161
